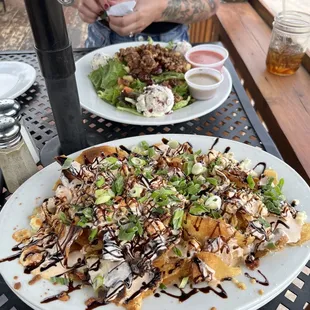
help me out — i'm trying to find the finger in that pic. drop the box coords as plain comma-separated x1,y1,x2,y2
78,7,98,22
79,11,97,24
109,22,142,37
97,0,112,11
79,0,102,15
109,12,140,31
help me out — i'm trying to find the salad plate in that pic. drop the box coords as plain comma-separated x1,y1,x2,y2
0,134,309,310
75,42,232,126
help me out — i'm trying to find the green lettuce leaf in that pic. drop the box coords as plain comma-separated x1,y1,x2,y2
152,72,185,83
173,96,191,111
173,81,189,97
98,87,121,105
89,59,126,90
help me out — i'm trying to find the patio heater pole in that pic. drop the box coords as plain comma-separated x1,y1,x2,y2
24,0,87,163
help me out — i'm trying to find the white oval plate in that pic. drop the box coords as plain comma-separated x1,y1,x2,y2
0,134,309,310
75,42,232,126
0,61,36,99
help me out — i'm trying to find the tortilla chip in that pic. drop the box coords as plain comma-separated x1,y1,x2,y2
293,223,310,246
183,214,235,244
76,145,128,164
196,252,241,280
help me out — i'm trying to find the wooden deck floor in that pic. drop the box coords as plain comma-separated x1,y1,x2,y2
0,0,88,51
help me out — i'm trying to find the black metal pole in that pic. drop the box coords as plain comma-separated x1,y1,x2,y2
24,0,87,159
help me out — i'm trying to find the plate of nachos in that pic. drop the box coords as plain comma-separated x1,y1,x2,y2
0,134,309,310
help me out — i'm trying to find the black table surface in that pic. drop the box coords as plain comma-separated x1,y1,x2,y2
0,48,309,310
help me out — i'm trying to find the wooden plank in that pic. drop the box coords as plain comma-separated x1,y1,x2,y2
216,3,310,183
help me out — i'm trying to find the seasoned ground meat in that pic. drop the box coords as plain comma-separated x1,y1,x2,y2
117,44,191,77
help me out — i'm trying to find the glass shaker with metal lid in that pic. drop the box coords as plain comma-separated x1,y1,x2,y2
0,116,37,193
266,11,310,76
0,99,39,163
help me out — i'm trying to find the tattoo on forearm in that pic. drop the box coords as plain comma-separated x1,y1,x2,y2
161,0,218,24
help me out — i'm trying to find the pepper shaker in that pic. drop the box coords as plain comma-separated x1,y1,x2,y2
0,99,40,163
0,116,38,193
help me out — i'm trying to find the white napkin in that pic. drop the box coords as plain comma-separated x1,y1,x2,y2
106,1,136,16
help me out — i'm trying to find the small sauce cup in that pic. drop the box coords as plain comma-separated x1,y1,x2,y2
185,68,224,100
185,44,229,71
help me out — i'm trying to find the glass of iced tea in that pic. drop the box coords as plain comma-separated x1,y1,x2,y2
266,11,310,76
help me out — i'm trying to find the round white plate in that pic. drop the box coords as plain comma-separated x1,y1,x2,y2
0,134,309,310
0,61,36,99
75,42,232,126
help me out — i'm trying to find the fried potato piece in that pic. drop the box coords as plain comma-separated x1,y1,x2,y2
196,252,241,280
183,214,235,244
292,223,310,246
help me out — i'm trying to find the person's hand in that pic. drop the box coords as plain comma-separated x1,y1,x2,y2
77,0,110,23
108,0,166,36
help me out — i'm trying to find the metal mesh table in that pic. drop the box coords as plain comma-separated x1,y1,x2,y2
0,49,309,310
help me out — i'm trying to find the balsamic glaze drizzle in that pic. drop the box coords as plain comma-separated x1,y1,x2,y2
244,270,269,286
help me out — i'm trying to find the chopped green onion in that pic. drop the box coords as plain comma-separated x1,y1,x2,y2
187,183,201,195
206,177,218,186
129,184,144,198
184,161,194,176
156,169,168,176
144,171,153,179
95,189,115,205
130,157,146,167
152,206,166,215
190,204,207,215
113,175,124,195
205,195,221,210
192,163,206,175
171,208,184,230
247,174,255,189
148,147,155,158
173,247,182,257
138,195,149,203
58,212,70,225
118,225,138,241
77,216,88,227
89,228,98,242
96,176,105,188
278,178,284,190
140,141,149,150
168,140,179,149
159,283,167,290
266,242,276,250
82,208,93,219
104,157,118,164
50,277,69,286
62,157,73,170
93,275,104,291
179,277,189,289
258,217,271,228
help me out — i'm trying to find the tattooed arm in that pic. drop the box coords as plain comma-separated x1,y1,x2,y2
160,0,220,24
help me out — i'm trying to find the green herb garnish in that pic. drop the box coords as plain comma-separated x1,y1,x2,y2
179,277,189,289
258,217,271,228
159,283,167,290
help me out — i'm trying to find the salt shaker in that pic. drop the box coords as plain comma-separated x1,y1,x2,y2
0,116,38,193
0,99,40,163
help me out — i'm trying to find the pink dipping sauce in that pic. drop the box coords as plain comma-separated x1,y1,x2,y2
189,50,224,65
